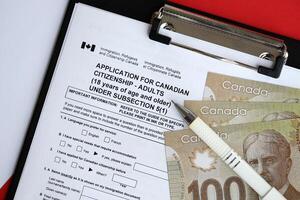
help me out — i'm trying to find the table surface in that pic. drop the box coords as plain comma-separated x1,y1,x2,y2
0,0,68,197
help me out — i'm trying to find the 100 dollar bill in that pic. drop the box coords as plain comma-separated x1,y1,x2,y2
165,119,300,200
204,72,300,102
185,101,300,127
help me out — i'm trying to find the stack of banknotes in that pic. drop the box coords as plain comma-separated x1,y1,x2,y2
165,72,300,200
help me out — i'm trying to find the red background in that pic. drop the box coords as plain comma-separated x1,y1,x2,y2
170,0,300,40
0,178,11,200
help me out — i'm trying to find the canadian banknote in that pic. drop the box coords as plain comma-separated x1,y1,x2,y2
165,119,300,200
204,72,300,102
184,101,300,127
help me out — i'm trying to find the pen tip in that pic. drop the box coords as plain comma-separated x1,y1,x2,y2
171,100,181,110
171,100,196,124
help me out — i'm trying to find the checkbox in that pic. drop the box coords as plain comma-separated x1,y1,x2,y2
76,145,83,152
104,137,110,143
54,157,61,163
59,140,66,147
71,162,78,168
81,129,88,136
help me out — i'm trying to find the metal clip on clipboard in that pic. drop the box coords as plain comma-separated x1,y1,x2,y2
149,5,288,78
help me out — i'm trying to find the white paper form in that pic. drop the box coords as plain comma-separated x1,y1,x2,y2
14,3,300,200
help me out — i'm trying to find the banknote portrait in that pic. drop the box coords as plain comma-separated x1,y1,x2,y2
243,130,300,200
262,111,300,122
284,98,300,103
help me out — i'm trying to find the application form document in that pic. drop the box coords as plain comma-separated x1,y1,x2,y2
13,3,300,200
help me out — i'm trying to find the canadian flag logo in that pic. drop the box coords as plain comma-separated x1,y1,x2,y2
81,41,96,52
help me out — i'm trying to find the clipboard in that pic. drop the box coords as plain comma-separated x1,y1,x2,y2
5,0,300,199
149,4,300,78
